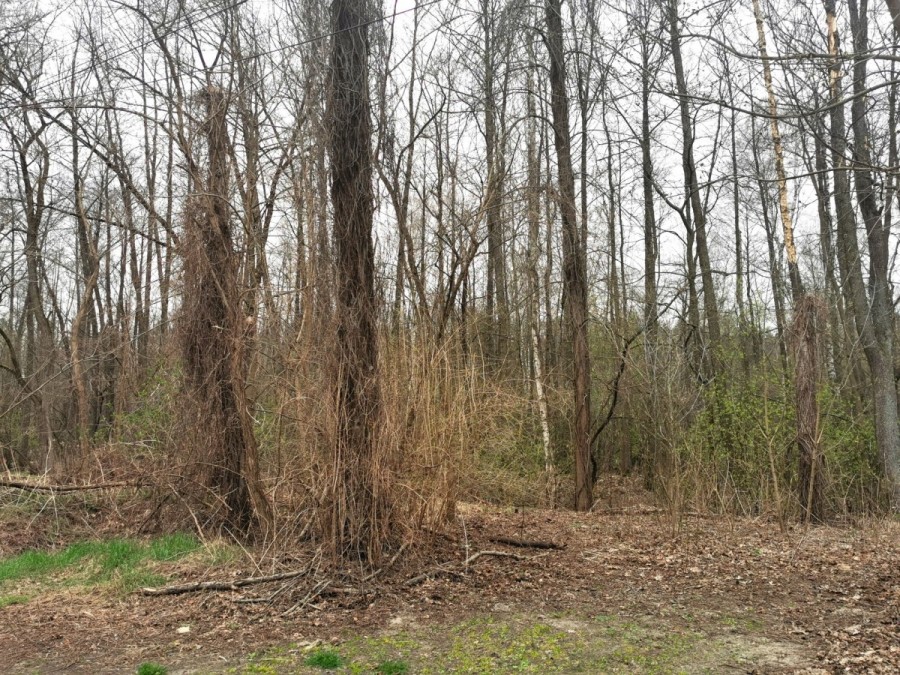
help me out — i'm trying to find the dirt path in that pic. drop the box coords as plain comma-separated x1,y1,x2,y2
1,505,898,673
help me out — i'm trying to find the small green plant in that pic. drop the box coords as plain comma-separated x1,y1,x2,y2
375,660,409,674
305,648,343,670
137,663,168,675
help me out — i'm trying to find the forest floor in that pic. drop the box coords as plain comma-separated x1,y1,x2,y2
0,482,898,674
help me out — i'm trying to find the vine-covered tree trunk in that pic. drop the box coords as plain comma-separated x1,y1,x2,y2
328,0,389,560
181,87,272,538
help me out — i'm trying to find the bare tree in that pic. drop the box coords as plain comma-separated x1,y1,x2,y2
666,0,720,364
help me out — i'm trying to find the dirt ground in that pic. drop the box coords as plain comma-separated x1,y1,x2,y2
1,495,898,674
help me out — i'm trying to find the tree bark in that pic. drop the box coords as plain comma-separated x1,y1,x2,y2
526,50,554,494
640,15,658,339
885,0,900,34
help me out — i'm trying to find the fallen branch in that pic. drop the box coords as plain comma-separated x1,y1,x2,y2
141,567,310,596
488,536,564,550
0,479,138,493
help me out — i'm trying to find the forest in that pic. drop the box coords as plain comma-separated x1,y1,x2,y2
0,0,898,672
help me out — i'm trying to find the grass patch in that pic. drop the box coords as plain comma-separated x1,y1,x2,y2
0,533,201,597
137,663,168,675
436,617,577,673
304,648,343,670
149,532,199,561
329,633,420,674
0,594,29,608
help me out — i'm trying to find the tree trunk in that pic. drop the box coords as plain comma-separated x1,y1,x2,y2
885,0,900,34
846,0,900,510
181,87,272,538
526,52,554,495
545,0,593,511
640,24,658,339
482,0,508,362
750,113,789,371
667,0,720,358
792,297,826,522
328,0,390,559
752,0,804,302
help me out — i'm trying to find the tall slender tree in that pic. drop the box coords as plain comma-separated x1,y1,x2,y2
545,0,593,511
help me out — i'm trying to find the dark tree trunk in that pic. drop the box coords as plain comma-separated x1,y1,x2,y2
545,0,593,511
638,14,659,336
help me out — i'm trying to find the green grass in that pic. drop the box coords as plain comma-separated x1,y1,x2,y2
0,533,201,599
304,649,343,670
137,663,168,675
375,660,409,674
0,594,29,608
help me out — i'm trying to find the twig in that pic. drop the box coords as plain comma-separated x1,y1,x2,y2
488,536,564,550
232,574,306,605
141,567,310,596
